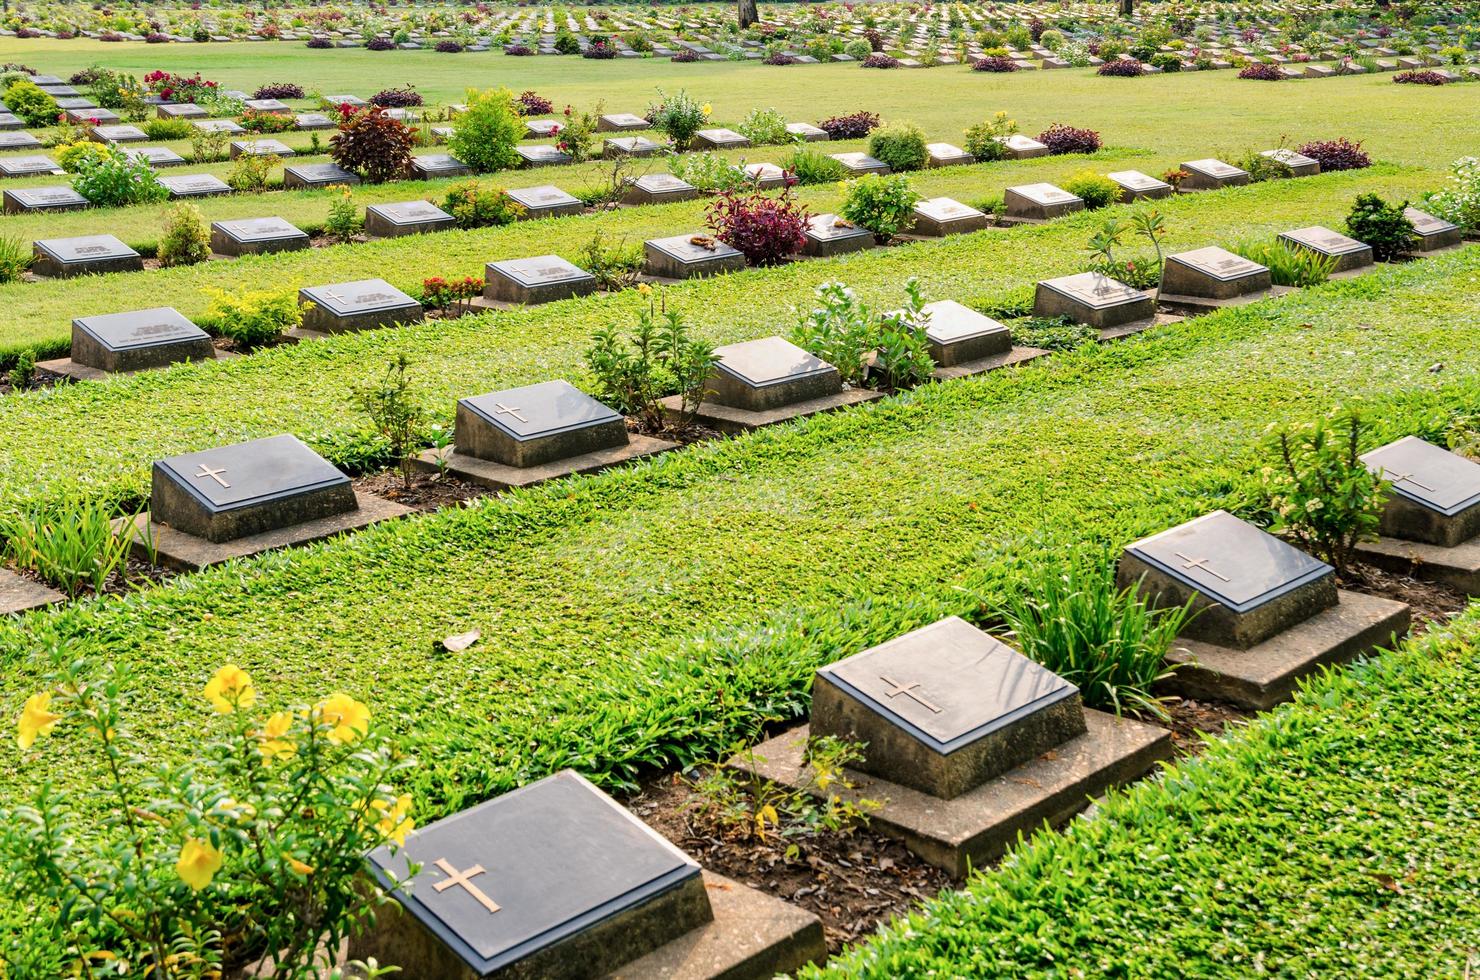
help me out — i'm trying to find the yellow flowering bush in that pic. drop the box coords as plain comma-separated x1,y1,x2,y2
0,643,416,979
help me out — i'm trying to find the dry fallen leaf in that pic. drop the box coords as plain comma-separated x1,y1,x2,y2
439,629,481,652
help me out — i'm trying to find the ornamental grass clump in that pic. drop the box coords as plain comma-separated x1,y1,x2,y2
0,645,416,979
705,190,809,266
1231,238,1337,286
0,495,141,597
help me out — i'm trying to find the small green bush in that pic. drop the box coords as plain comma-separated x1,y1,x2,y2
648,89,710,148
586,292,717,432
143,118,194,140
324,184,361,240
867,121,929,172
441,180,525,229
669,151,750,193
53,140,113,174
579,230,644,291
839,173,921,243
69,150,169,207
736,106,791,146
963,111,1018,162
204,287,303,349
791,278,934,390
1345,192,1418,262
226,152,279,193
446,87,524,174
3,79,59,127
157,202,211,268
784,146,847,185
1063,170,1121,210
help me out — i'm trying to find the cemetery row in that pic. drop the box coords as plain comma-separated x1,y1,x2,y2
6,251,1479,976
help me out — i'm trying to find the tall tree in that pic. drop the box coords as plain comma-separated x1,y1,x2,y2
738,0,758,30
1120,0,1134,16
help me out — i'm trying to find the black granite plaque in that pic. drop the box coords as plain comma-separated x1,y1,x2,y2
802,213,873,257
283,162,360,189
707,336,841,411
918,300,1011,367
1037,271,1147,310
0,131,41,150
295,112,335,130
644,234,746,279
621,173,698,205
0,154,64,177
192,119,245,135
209,216,311,256
1106,170,1173,200
1403,207,1463,251
125,146,187,167
1180,157,1250,190
229,138,294,159
525,119,561,138
299,278,422,334
1004,182,1083,221
91,124,147,143
159,173,232,198
411,154,473,179
32,234,143,277
72,307,213,373
158,102,207,119
597,112,651,131
603,136,662,158
457,380,628,467
243,98,291,114
365,200,456,237
2,185,86,214
514,144,572,167
1161,246,1272,299
830,152,889,175
1362,436,1480,546
484,255,597,305
1277,225,1374,271
690,127,748,150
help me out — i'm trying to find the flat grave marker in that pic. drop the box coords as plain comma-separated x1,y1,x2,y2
124,146,187,167
1180,157,1250,190
299,278,423,334
1034,271,1155,332
364,200,456,237
995,134,1050,159
690,127,749,150
1260,147,1320,176
925,142,974,167
1403,207,1464,251
90,124,147,143
2,184,87,214
1003,182,1084,222
484,255,597,305
60,306,215,375
1159,245,1274,306
786,121,829,141
1277,225,1374,273
911,197,990,236
0,131,41,150
282,162,360,189
603,136,662,158
644,233,747,279
0,154,64,178
801,212,873,258
32,234,143,278
411,153,473,180
159,173,232,198
621,172,699,206
1362,437,1480,548
1106,170,1173,201
229,138,295,159
514,143,571,167
597,112,651,132
507,184,583,219
210,216,311,256
829,151,890,175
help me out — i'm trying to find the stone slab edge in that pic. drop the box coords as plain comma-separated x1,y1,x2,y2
931,345,1050,382
1356,535,1480,594
411,434,678,491
0,568,65,615
660,388,884,435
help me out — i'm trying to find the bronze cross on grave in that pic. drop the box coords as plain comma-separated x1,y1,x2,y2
1383,470,1435,493
878,675,943,714
432,857,502,915
1175,551,1230,583
493,403,528,424
192,464,230,489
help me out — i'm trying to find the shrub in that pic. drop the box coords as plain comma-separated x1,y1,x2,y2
861,53,901,69
553,30,581,55
585,292,717,432
1231,238,1337,287
1345,192,1418,261
785,145,848,185
1297,137,1371,172
446,88,523,173
54,140,112,173
669,151,749,193
1037,123,1102,155
8,347,35,390
764,52,797,66
420,276,483,315
189,127,230,164
3,79,58,127
70,150,169,207
963,111,1018,162
366,37,395,52
1394,69,1449,85
671,49,700,63
515,90,553,116
1,648,415,976
553,104,598,163
324,184,361,240
992,551,1189,719
1260,408,1386,576
144,118,194,140
817,110,880,140
1239,61,1284,80
355,354,426,489
648,89,710,148
157,202,211,267
204,287,303,348
371,85,423,108
1150,53,1183,72
239,108,296,133
1064,170,1121,210
0,235,31,284
844,39,872,60
441,181,525,228
331,106,415,183
1423,156,1480,231
972,55,1019,72
1101,58,1142,76
867,121,929,172
579,230,644,291
791,278,935,390
736,106,790,146
705,190,809,266
252,82,304,100
505,43,534,57
306,36,332,49
226,152,278,193
435,40,465,54
840,173,921,243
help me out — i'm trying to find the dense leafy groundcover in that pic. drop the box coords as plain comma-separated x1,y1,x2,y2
804,612,1480,978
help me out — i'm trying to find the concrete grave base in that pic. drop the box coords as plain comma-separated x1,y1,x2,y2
300,305,424,335
412,434,678,491
660,388,882,435
1356,535,1480,594
930,345,1050,382
119,492,412,571
1325,263,1381,282
1159,589,1410,710
738,713,1171,878
37,351,237,382
0,568,64,615
1099,313,1184,342
1156,285,1295,316
31,254,143,278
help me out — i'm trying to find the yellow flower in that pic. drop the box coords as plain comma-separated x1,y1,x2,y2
203,665,255,713
286,856,315,876
315,693,370,745
637,282,653,295
701,103,712,116
176,838,223,891
258,711,296,763
371,794,415,846
17,692,61,750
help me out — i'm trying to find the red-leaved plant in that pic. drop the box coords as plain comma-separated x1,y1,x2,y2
1036,123,1102,155
705,191,810,266
330,106,415,183
1296,137,1371,172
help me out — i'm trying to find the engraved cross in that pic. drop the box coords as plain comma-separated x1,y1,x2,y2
878,674,943,714
1175,551,1230,583
193,464,230,489
432,857,501,915
493,403,528,424
1384,470,1435,493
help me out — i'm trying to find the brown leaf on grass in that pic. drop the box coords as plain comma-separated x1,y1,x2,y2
439,628,481,652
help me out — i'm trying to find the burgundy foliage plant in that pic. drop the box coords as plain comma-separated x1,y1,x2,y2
1036,123,1102,155
1097,58,1146,76
705,191,809,266
818,110,880,139
1296,137,1371,171
973,56,1020,72
330,107,415,183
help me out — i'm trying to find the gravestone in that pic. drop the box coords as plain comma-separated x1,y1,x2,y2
125,146,187,167
365,200,456,237
602,136,662,158
597,112,651,131
282,162,360,189
801,212,873,257
916,300,1011,367
995,134,1050,159
350,769,824,979
0,155,64,178
192,119,245,135
1277,226,1374,273
743,162,788,189
525,118,561,138
785,121,829,141
1106,170,1173,201
508,184,583,219
1033,272,1154,329
812,616,1086,799
454,381,627,467
705,336,839,412
0,131,41,150
1260,148,1320,176
66,108,120,125
2,185,87,214
924,142,974,168
158,102,207,119
32,234,143,278
829,151,890,175
911,197,990,236
1160,246,1272,300
1117,510,1335,648
210,216,310,256
1361,437,1480,547
1179,158,1250,190
621,173,698,205
0,112,22,130
1403,207,1463,251
151,434,357,543
485,255,597,305
230,138,295,159
324,94,368,108
295,112,335,130
243,98,292,115
70,307,214,373
644,234,747,279
299,278,423,334
514,144,572,167
159,173,232,198
411,154,473,180
690,127,749,150
53,98,97,112
1003,182,1084,222
90,124,147,143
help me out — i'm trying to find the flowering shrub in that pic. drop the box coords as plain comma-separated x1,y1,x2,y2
1037,123,1102,155
239,108,296,133
446,87,523,173
421,275,483,314
206,287,304,347
142,69,218,103
584,36,618,59
648,88,710,148
554,104,598,162
0,646,414,978
1394,69,1449,85
371,85,423,108
972,55,1019,72
1098,58,1147,76
441,180,525,228
705,190,809,265
818,110,880,140
839,172,921,243
70,149,169,206
1297,137,1371,171
252,82,304,100
331,106,415,183
1239,62,1284,80
516,90,553,116
861,53,902,68
963,111,1018,161
1423,156,1480,231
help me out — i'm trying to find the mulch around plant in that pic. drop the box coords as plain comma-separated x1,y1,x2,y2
1342,560,1469,632
355,471,487,512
